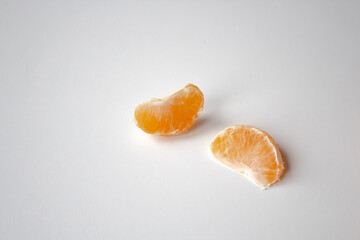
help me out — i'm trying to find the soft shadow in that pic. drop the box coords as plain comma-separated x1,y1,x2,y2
187,116,209,132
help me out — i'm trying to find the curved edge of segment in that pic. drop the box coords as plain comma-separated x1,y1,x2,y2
252,126,284,189
209,125,285,190
133,83,204,136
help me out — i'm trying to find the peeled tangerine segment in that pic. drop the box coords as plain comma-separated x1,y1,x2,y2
210,125,284,189
134,84,204,136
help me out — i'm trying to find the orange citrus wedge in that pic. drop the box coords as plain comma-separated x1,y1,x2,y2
134,84,204,136
210,125,284,189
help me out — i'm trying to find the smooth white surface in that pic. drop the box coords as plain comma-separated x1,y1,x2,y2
1,1,360,239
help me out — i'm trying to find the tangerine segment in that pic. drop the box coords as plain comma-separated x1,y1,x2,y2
210,125,284,189
134,84,204,136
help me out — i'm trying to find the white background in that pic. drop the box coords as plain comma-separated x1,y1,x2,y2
1,1,360,239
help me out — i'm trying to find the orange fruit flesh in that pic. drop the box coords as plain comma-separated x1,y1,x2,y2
210,125,284,189
134,84,204,136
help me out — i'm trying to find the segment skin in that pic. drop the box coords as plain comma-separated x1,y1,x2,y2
210,125,284,189
134,84,204,136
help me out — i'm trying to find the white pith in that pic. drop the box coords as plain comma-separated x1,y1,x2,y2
210,125,284,190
